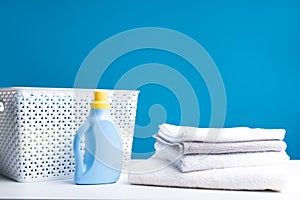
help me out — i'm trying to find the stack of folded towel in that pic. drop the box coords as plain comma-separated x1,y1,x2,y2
128,124,290,191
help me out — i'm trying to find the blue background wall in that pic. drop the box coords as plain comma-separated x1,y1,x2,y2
0,0,299,159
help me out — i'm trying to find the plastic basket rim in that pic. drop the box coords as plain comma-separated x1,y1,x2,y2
0,87,140,94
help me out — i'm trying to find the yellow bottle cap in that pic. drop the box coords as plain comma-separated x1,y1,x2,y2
91,91,110,109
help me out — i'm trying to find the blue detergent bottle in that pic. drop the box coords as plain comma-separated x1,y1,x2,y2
73,91,123,185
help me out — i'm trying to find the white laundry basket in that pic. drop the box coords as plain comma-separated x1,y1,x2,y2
0,87,139,182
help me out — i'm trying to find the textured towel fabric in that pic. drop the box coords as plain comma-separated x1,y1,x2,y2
154,135,287,155
128,158,288,191
158,123,286,143
154,142,290,172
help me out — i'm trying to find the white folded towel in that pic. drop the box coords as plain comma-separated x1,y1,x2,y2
158,123,285,143
128,158,288,191
154,142,290,172
155,135,287,154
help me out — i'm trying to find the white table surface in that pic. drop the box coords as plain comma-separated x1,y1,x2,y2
0,160,299,200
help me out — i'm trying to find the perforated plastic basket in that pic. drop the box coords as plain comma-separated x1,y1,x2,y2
0,87,139,182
